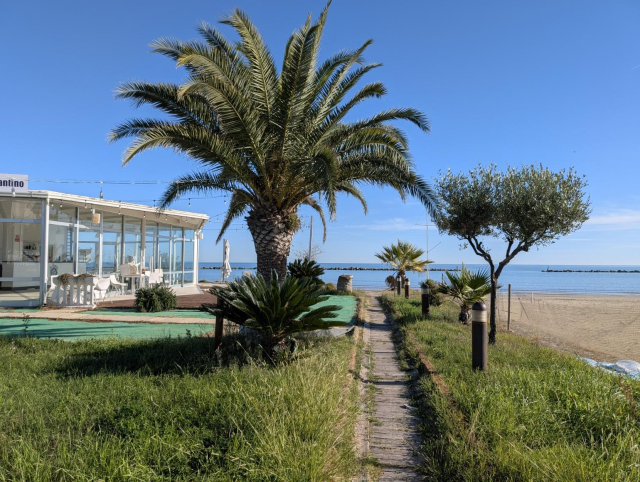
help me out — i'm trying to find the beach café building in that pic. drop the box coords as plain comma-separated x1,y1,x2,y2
0,174,209,307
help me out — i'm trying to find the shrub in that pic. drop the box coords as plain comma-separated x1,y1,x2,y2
287,258,325,285
325,282,336,291
134,285,177,313
419,279,444,307
208,271,342,357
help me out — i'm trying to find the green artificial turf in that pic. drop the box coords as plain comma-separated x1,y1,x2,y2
0,318,212,340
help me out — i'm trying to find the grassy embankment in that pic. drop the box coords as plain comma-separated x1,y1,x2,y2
381,294,640,482
0,296,364,481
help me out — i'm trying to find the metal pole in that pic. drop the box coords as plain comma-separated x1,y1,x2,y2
507,284,511,331
308,216,313,260
472,301,488,370
426,211,429,282
405,278,410,299
396,275,401,296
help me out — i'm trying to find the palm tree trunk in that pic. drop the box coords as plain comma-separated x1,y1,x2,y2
246,207,297,280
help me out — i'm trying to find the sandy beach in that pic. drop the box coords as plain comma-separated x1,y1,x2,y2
492,292,640,362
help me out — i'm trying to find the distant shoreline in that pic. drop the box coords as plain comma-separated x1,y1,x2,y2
200,266,460,272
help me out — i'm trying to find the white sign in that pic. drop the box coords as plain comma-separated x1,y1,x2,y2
0,174,28,193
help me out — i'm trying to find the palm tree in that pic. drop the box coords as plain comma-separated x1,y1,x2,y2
437,264,492,323
375,240,431,287
109,2,436,280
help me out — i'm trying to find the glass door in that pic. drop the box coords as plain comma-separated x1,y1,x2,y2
0,199,44,307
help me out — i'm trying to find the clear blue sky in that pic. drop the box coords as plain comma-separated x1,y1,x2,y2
2,1,639,264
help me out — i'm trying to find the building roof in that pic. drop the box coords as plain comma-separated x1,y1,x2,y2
1,190,209,230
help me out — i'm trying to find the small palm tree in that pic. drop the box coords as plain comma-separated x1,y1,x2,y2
208,271,342,356
375,240,431,287
110,3,436,280
437,264,492,323
288,258,325,286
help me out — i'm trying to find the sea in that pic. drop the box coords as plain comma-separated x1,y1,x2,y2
198,263,640,295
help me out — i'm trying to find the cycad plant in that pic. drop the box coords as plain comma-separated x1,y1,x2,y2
288,258,325,285
437,264,492,323
208,271,342,356
110,2,435,280
375,240,431,288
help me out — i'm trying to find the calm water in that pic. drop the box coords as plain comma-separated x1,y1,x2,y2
198,263,640,294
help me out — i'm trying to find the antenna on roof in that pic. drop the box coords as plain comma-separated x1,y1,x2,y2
99,181,104,199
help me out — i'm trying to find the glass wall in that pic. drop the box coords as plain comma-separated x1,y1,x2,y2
102,213,121,276
124,218,142,265
1,196,202,307
0,199,43,307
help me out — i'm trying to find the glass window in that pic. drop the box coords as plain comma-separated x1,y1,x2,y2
125,218,142,235
103,213,122,232
0,199,42,220
158,224,171,238
49,205,76,223
146,221,158,236
124,232,141,265
48,224,75,264
183,271,194,285
145,239,157,270
159,239,170,271
172,238,183,272
102,231,121,275
78,209,101,229
171,272,183,286
184,240,194,271
184,229,194,241
77,230,100,275
0,222,42,291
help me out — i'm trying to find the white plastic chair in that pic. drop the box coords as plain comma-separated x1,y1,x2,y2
109,274,127,296
144,272,163,286
94,277,111,301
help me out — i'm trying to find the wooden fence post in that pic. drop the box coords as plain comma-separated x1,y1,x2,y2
507,284,511,331
214,298,224,350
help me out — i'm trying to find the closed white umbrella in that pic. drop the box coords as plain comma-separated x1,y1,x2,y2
222,239,232,281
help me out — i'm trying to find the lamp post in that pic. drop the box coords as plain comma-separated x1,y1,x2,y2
471,301,488,370
421,283,430,316
396,274,401,296
404,278,410,299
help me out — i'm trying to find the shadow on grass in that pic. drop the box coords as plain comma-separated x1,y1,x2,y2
53,332,263,378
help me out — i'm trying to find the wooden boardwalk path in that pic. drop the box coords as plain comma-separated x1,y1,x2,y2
365,295,422,481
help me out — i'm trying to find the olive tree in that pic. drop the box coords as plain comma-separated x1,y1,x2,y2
432,164,591,343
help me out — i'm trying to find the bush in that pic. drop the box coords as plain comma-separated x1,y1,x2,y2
134,285,177,312
422,278,444,306
325,282,336,291
287,258,325,285
208,271,342,358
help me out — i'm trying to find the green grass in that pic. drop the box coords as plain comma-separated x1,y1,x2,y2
0,332,359,481
381,294,640,482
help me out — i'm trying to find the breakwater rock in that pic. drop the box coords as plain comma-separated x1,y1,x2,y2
202,266,460,272
544,269,640,273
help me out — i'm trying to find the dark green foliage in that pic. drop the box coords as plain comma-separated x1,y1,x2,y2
109,3,436,280
134,285,177,313
288,258,325,285
325,282,336,291
208,271,343,351
437,264,492,322
419,279,443,306
433,164,591,341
